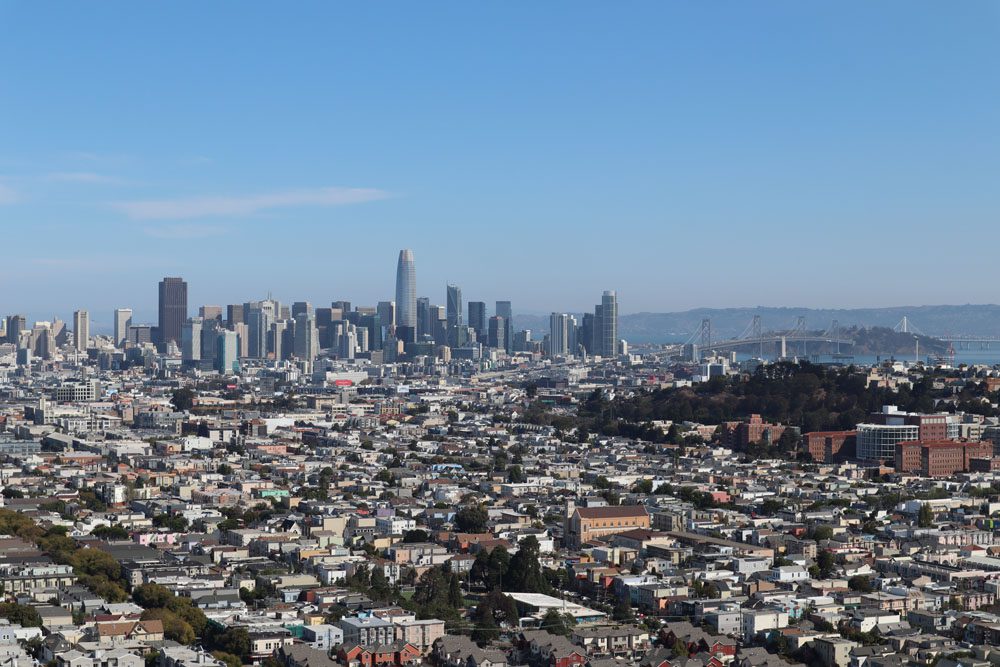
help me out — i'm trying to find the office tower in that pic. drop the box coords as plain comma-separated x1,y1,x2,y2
377,301,396,333
416,297,430,338
128,325,153,346
580,313,595,355
446,285,464,346
549,313,569,356
446,285,462,329
567,315,579,354
246,304,272,359
232,322,249,357
201,318,220,363
52,318,68,348
113,308,132,348
72,310,89,352
488,316,506,350
599,290,618,357
429,305,448,346
5,315,25,346
331,300,352,313
358,313,383,351
292,301,312,318
216,330,239,374
468,301,487,341
395,249,417,331
513,329,532,353
199,305,223,322
294,312,318,361
226,304,245,327
182,317,203,362
340,324,357,360
316,307,335,349
329,321,345,354
495,301,513,353
157,277,188,348
271,319,288,360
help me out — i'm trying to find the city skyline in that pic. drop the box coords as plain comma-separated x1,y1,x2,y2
2,3,1000,314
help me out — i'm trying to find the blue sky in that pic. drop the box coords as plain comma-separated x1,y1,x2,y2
1,2,999,330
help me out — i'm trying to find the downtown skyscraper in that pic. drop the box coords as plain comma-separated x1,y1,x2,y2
157,276,188,348
395,249,417,342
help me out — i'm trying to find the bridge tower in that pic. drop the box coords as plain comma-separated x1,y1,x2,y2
752,315,762,358
699,318,712,352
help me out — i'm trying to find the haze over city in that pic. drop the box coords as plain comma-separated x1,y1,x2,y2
3,2,1000,322
7,5,1000,667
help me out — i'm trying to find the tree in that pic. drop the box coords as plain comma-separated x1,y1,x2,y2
816,550,836,578
812,525,833,541
91,525,129,540
541,609,574,637
918,503,935,528
848,575,873,593
471,590,519,645
0,603,42,628
2,487,24,499
170,388,196,412
132,583,173,609
612,596,634,622
369,568,393,604
454,504,489,533
503,536,550,594
207,627,251,662
633,479,653,494
507,466,526,484
211,653,242,667
402,529,429,543
142,608,195,644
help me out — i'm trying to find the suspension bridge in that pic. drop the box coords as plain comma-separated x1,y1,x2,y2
671,315,856,359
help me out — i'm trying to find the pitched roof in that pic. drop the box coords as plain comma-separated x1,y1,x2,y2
575,506,649,519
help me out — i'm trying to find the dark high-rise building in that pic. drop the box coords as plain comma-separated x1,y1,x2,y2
580,312,596,355
446,285,462,328
6,315,25,345
429,305,448,346
446,284,463,345
226,304,245,327
416,297,431,339
468,301,487,341
488,316,506,350
157,277,188,348
292,301,312,318
395,249,417,331
495,301,513,353
594,290,618,357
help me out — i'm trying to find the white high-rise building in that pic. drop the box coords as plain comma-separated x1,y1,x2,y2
182,317,203,362
395,249,417,332
113,308,132,348
72,310,89,352
549,313,569,356
294,312,318,361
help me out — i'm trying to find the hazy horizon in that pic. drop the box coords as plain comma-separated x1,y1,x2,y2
2,3,999,316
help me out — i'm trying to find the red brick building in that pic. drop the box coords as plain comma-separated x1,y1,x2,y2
803,431,856,462
894,440,993,477
721,414,787,450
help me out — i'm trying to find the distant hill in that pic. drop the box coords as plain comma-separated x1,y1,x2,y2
514,304,1000,344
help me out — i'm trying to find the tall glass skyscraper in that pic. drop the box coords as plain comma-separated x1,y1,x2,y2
599,290,618,357
395,249,417,331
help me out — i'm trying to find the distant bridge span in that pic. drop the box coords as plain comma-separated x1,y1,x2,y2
698,335,855,353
